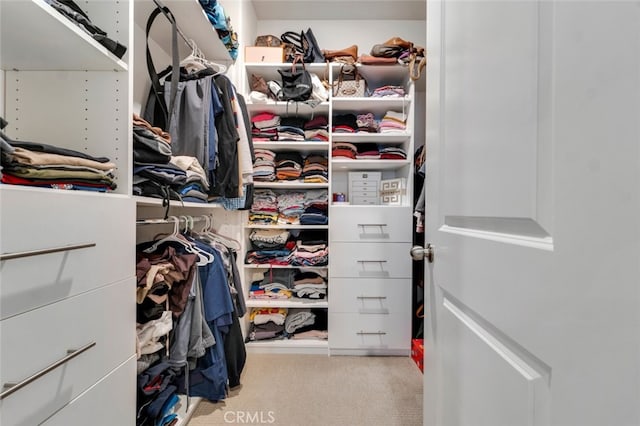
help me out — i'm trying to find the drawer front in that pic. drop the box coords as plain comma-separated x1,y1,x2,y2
0,187,135,319
350,195,380,205
329,278,411,314
328,312,411,351
0,279,135,426
329,242,411,278
43,356,136,426
329,206,412,242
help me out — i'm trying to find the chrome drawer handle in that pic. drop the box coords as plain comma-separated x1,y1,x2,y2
0,242,96,261
356,331,387,336
357,224,390,239
356,260,387,264
356,296,387,300
0,342,96,399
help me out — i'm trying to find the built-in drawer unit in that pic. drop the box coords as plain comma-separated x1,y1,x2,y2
328,312,411,352
329,206,412,242
0,278,135,426
329,278,411,314
329,242,411,279
0,187,135,320
42,356,136,426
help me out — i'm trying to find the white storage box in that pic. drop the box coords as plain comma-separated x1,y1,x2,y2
348,172,381,205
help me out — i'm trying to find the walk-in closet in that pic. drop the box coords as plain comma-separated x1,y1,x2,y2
1,0,426,424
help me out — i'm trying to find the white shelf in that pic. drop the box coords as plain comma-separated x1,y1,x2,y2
244,264,327,270
332,96,411,115
252,141,329,151
331,159,412,171
245,224,329,230
133,195,223,209
1,0,128,71
254,182,329,189
330,133,410,143
246,101,330,115
134,0,233,64
245,62,330,82
246,298,328,309
245,338,328,354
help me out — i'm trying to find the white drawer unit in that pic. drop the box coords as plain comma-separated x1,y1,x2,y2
0,187,135,320
329,312,412,354
0,279,135,426
42,356,136,426
348,171,381,205
329,206,412,242
329,242,412,279
329,278,411,314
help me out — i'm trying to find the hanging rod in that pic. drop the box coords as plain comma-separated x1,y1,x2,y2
136,215,212,226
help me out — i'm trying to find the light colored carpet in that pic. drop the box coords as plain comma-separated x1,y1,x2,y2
187,353,423,426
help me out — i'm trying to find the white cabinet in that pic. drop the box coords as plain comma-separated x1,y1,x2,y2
0,1,135,424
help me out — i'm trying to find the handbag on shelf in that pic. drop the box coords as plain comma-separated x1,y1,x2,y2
333,64,366,97
250,74,269,94
255,34,283,47
322,45,358,64
277,56,313,101
281,29,324,63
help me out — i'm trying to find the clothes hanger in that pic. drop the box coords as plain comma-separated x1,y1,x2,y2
180,39,228,75
177,215,215,265
143,216,212,266
198,215,242,251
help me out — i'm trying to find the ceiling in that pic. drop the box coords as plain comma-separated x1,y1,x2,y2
250,0,426,21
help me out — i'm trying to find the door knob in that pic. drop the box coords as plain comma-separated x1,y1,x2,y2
411,244,434,263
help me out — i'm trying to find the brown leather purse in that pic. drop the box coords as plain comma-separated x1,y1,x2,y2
383,37,413,50
322,45,358,63
255,35,282,47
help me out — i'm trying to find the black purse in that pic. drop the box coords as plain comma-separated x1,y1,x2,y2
277,56,313,102
281,29,324,63
141,4,180,131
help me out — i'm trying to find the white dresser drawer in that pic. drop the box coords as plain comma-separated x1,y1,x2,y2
328,312,411,352
0,278,135,426
0,186,135,319
329,242,411,278
329,206,412,242
329,278,411,314
43,356,136,426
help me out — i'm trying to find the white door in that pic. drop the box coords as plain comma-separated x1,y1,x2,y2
422,1,640,426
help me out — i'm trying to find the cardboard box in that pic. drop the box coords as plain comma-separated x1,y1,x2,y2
411,339,424,373
245,46,284,63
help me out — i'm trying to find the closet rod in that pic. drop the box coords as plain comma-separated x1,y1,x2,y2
136,215,212,226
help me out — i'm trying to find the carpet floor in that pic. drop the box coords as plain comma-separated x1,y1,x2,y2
187,353,423,426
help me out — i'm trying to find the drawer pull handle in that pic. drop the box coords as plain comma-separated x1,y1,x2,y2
0,342,96,400
356,296,387,300
356,260,387,264
0,242,96,261
357,224,390,239
356,331,387,336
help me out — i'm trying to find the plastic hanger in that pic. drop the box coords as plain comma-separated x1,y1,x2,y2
143,216,213,266
178,215,215,266
180,39,227,75
198,215,242,251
